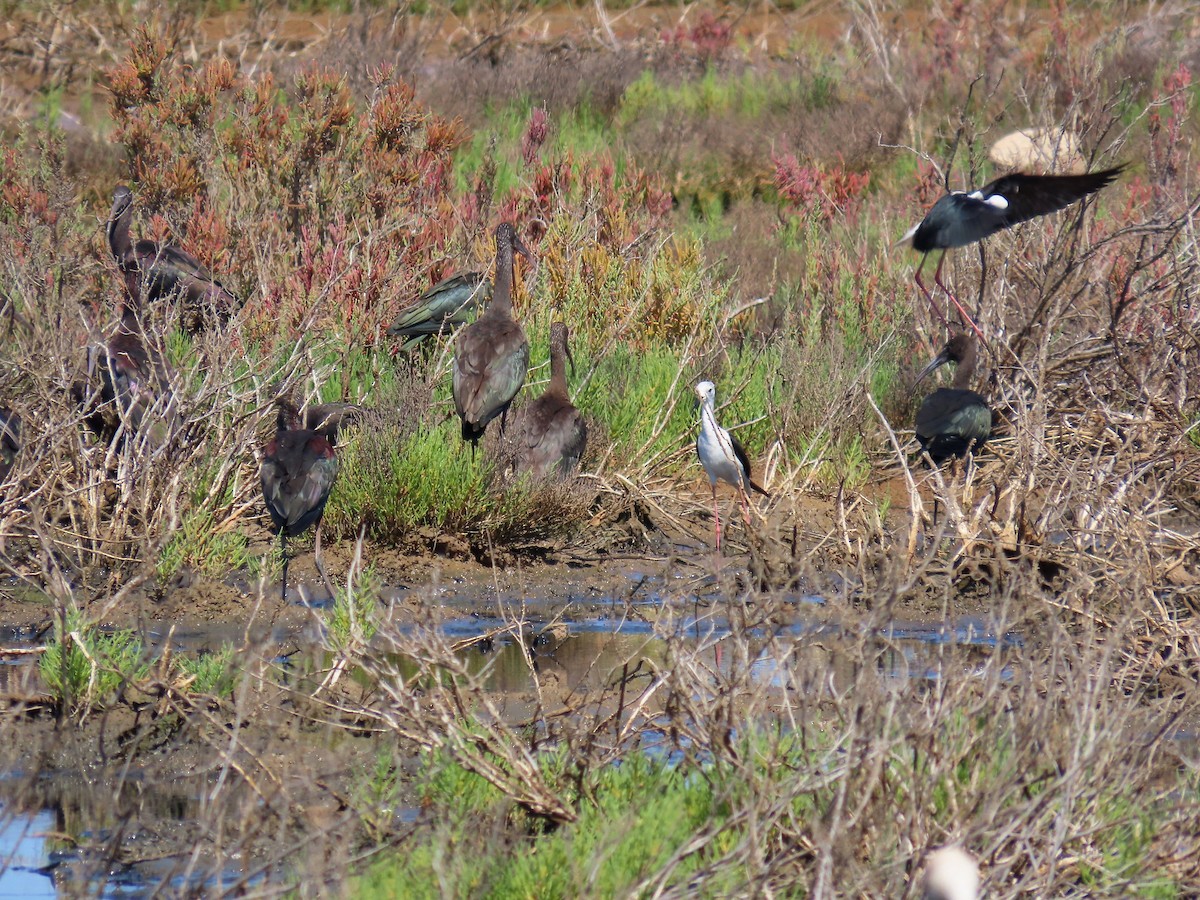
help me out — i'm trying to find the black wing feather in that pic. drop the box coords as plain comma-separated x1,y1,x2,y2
730,434,770,497
982,166,1125,230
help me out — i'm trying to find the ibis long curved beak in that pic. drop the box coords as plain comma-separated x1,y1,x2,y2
513,233,534,264
914,349,952,387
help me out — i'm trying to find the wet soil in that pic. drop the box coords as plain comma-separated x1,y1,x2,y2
0,461,1031,896
0,5,1054,890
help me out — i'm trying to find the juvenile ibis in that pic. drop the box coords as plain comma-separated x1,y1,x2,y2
107,185,241,333
0,407,19,486
920,846,980,900
386,272,492,350
902,165,1125,336
694,381,769,551
511,322,587,478
453,223,532,450
914,333,992,464
260,399,340,602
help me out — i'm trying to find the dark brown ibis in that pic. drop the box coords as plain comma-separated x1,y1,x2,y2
387,272,492,350
107,185,241,333
453,223,532,450
694,380,769,551
272,387,365,444
299,401,365,445
260,399,340,602
902,165,1125,336
0,407,19,486
73,306,178,445
511,322,587,478
914,333,992,464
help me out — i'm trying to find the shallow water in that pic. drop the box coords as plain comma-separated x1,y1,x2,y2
0,582,1021,897
0,791,265,898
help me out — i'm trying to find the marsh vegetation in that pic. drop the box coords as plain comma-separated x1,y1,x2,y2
0,0,1198,895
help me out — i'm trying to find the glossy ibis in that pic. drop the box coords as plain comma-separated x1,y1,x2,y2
0,407,19,486
512,322,587,478
694,381,769,551
902,165,1124,336
920,846,979,900
107,185,241,333
74,306,178,445
914,333,992,464
300,401,364,444
453,223,532,450
260,399,340,602
387,272,492,350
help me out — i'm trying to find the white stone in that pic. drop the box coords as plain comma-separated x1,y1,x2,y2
921,846,980,900
990,127,1086,173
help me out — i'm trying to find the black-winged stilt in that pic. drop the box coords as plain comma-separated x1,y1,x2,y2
902,166,1125,336
694,380,769,551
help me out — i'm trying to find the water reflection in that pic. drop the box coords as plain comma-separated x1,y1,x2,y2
0,809,55,899
0,776,264,898
0,589,1023,897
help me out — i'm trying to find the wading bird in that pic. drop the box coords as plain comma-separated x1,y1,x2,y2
914,333,992,464
73,305,178,446
453,223,532,451
0,408,19,485
511,322,587,478
920,846,980,900
694,380,769,551
260,399,340,602
387,272,492,350
299,401,364,445
107,185,241,333
902,165,1125,336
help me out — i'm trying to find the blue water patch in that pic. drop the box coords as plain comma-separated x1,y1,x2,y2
0,804,270,898
0,809,56,899
880,619,1024,648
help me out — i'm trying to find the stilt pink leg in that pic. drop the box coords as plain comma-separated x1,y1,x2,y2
711,484,722,552
931,252,986,341
914,252,949,330
738,487,752,527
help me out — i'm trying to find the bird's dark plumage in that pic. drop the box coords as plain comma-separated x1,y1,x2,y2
512,322,587,478
905,165,1125,337
73,309,178,445
730,435,771,497
261,401,339,538
916,389,992,463
107,185,241,333
908,166,1126,252
914,333,992,464
0,408,19,486
261,400,340,601
299,401,364,444
387,272,492,350
453,223,532,449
